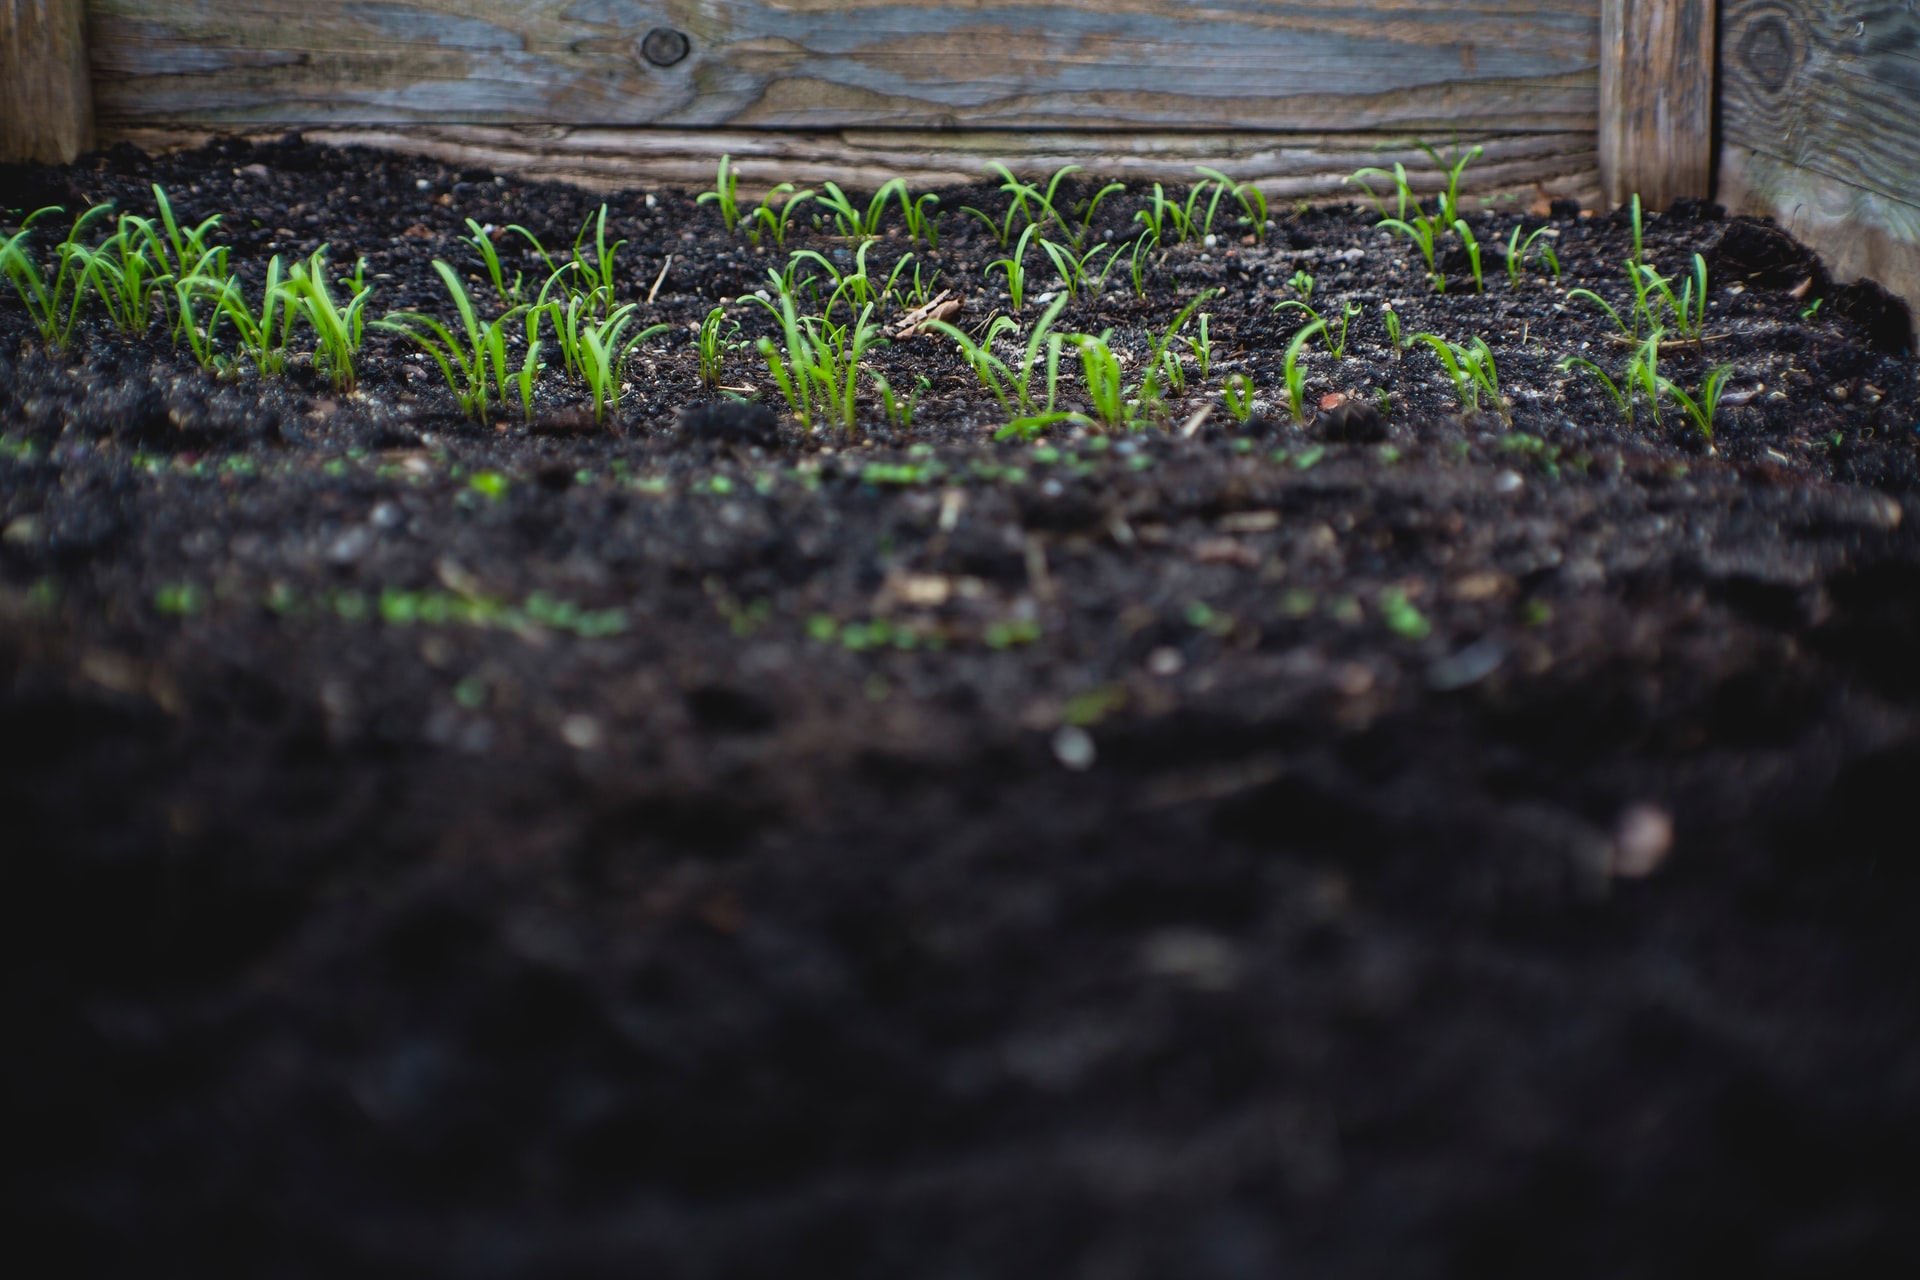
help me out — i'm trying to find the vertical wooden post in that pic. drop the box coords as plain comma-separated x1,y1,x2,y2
1,0,95,165
1599,0,1717,212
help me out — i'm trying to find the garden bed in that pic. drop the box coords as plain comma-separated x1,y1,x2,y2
6,134,1920,1275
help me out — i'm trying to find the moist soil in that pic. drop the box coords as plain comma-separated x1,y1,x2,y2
5,135,1920,1277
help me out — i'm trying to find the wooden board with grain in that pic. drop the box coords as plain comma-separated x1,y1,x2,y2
1719,0,1920,320
88,0,1599,134
100,123,1603,208
1597,0,1715,212
2,0,95,164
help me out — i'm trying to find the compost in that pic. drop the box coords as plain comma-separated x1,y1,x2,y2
5,136,1920,1277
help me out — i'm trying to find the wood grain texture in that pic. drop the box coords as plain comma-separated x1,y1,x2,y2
89,0,1599,133
100,124,1603,207
2,0,95,163
1719,0,1920,320
1597,0,1716,211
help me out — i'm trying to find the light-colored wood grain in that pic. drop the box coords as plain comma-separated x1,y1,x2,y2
2,0,95,164
100,123,1603,207
1597,0,1716,212
1719,0,1920,327
88,0,1599,133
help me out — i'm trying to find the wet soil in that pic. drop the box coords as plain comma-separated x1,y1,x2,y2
5,135,1920,1277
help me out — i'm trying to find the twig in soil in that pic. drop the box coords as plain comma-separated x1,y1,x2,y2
647,254,672,305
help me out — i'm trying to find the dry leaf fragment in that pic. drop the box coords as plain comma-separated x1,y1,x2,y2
886,290,962,339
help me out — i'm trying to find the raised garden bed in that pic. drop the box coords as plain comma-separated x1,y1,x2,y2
6,135,1920,1274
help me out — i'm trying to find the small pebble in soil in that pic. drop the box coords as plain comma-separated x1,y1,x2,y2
1612,804,1674,878
559,714,604,751
1051,725,1096,771
1146,646,1184,676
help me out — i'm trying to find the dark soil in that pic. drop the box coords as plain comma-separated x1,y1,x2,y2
5,135,1920,1277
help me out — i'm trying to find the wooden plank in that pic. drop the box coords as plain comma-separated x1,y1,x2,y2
1,0,95,164
88,0,1599,133
1597,0,1716,212
1719,0,1920,324
99,124,1603,208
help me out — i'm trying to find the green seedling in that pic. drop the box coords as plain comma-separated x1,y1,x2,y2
1412,332,1507,422
1184,313,1214,383
1421,141,1483,226
748,183,813,249
1453,219,1484,292
1506,223,1562,285
871,372,930,431
989,223,1038,310
464,218,524,306
1347,160,1417,222
286,246,371,391
1133,183,1175,246
1222,372,1255,424
212,254,299,376
1640,252,1710,343
569,205,626,315
1195,166,1268,239
1274,296,1360,360
896,185,941,248
698,154,742,233
1382,303,1404,355
375,260,523,424
1628,192,1644,267
1,204,113,348
903,261,945,308
1801,297,1824,322
1072,331,1135,432
1282,319,1326,423
697,304,741,389
171,270,230,371
1559,354,1633,423
554,298,667,425
1037,236,1118,300
1129,235,1155,298
1379,208,1444,292
1660,364,1736,439
1066,181,1126,250
151,185,228,286
1132,289,1218,417
75,208,173,333
1288,269,1314,299
927,293,1070,425
818,178,905,240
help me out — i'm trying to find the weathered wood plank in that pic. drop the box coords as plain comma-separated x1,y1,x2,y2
1720,0,1920,321
2,0,95,164
88,1,1599,133
99,124,1602,208
1597,0,1716,212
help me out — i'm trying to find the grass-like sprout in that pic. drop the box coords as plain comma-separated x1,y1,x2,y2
1195,166,1268,240
171,272,229,371
1347,161,1416,222
286,246,371,392
1420,142,1483,227
1412,332,1507,422
1133,183,1174,247
788,242,912,319
1073,331,1136,432
1274,296,1359,360
1282,320,1326,423
1379,209,1444,292
1628,192,1644,267
375,261,524,424
569,205,626,315
1184,313,1214,383
1066,181,1126,250
1222,372,1255,424
1038,236,1118,300
74,208,173,334
871,371,930,431
1453,219,1484,292
1129,236,1155,298
464,218,524,307
1,205,113,349
212,254,300,377
1382,303,1404,356
152,185,228,286
697,304,740,389
698,154,741,233
1288,269,1315,299
1628,327,1665,423
552,298,667,425
748,183,813,250
989,224,1037,310
1184,178,1228,240
1506,224,1562,285
903,262,944,308
752,289,885,434
1126,289,1219,418
1559,354,1633,423
927,293,1070,424
1641,252,1710,344
896,186,941,249
819,179,904,240
1660,364,1735,439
